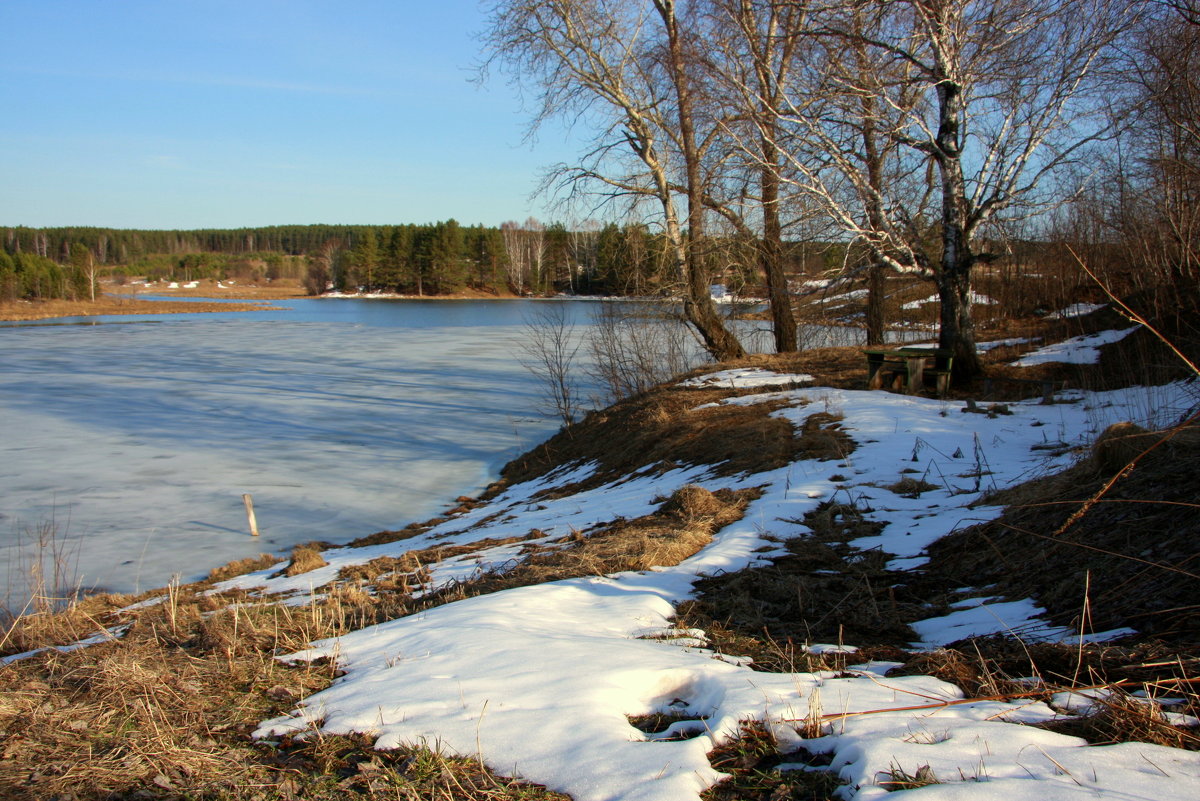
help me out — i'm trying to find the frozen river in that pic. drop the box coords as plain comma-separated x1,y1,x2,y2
1,298,620,606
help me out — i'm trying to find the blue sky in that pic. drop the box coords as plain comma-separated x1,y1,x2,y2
0,1,576,229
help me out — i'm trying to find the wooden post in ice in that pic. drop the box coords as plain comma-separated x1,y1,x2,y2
242,493,260,537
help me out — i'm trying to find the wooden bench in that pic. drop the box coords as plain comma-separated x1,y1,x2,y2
864,347,954,396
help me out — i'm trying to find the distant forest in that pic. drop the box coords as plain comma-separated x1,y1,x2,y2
2,221,814,303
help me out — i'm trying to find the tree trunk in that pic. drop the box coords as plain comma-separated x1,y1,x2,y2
933,57,982,379
657,0,746,362
937,265,982,379
761,135,798,353
857,39,888,348
865,263,886,345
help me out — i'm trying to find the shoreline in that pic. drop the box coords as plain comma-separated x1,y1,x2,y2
0,296,284,322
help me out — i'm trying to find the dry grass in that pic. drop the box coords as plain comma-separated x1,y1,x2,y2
677,496,921,663
0,296,277,321
702,721,845,801
926,424,1200,641
1044,687,1200,750
278,543,330,578
209,554,284,583
884,477,940,498
410,485,762,609
497,380,851,494
0,477,764,799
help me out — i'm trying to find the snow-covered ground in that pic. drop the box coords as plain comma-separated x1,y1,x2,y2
1011,327,1140,366
209,368,1200,801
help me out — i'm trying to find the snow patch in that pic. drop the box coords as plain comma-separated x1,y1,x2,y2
1011,327,1140,366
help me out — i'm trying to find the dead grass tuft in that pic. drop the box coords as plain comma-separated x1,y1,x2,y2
1091,421,1153,475
434,486,761,597
878,763,940,791
345,521,431,548
1045,688,1200,750
885,477,940,498
702,721,845,801
278,543,330,578
894,647,1030,698
1,591,132,658
658,484,730,520
208,553,284,583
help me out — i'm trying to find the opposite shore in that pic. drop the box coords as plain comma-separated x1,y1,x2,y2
0,279,750,323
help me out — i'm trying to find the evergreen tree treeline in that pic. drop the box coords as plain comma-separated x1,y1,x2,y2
2,221,717,300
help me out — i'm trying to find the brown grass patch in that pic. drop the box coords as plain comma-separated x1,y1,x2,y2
208,554,284,583
1091,421,1154,475
1,591,136,658
702,721,845,801
428,486,761,599
0,296,277,321
278,543,330,578
335,534,538,592
346,521,433,548
0,585,570,800
678,498,919,662
499,377,853,496
885,638,1199,751
1043,688,1200,750
885,477,940,498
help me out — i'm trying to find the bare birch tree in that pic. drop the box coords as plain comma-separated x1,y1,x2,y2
500,220,529,293
483,0,746,360
772,0,1139,377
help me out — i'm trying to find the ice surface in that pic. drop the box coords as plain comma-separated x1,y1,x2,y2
0,300,588,600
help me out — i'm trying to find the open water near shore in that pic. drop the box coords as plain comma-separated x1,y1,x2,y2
0,297,863,608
